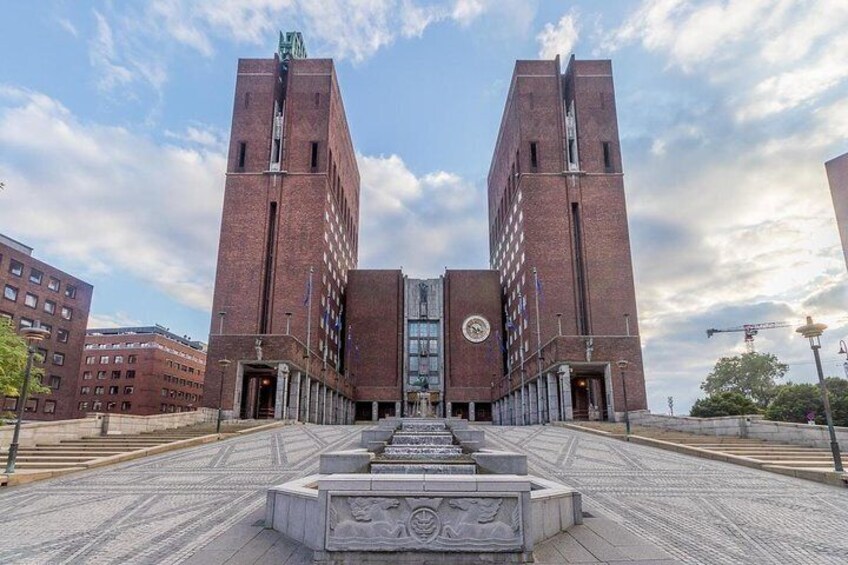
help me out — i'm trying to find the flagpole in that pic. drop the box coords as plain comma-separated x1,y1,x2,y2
518,291,527,426
335,307,343,372
533,267,545,423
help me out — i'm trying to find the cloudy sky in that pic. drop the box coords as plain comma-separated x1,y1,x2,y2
1,0,846,414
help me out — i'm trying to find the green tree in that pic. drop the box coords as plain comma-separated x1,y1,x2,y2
700,352,787,408
765,378,848,427
0,319,48,400
689,391,761,417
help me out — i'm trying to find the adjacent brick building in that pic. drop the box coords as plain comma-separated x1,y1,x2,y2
0,233,93,420
205,34,647,424
75,326,206,417
826,152,848,270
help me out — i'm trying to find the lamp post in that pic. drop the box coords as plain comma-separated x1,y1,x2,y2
797,316,843,472
5,325,51,474
616,359,630,439
216,358,232,433
838,339,848,379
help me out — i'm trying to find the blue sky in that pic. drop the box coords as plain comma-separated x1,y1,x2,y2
1,0,847,414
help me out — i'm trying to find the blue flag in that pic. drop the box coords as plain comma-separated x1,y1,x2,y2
302,274,312,306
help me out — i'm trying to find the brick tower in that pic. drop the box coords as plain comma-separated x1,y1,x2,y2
488,56,646,425
204,32,358,422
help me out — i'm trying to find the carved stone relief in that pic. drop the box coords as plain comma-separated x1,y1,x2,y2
325,494,523,552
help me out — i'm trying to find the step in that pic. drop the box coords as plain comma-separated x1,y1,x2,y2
371,463,476,475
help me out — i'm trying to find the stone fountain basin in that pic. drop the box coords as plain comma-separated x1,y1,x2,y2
266,473,582,555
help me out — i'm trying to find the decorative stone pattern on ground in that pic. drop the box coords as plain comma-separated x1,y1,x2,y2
1,424,847,564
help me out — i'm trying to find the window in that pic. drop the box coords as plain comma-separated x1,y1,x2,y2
29,269,43,285
0,310,11,321
82,371,92,380
99,355,109,364
92,401,102,411
602,142,613,172
97,371,106,380
24,293,37,308
310,141,319,169
114,355,124,364
19,317,33,329
128,355,137,364
9,259,23,277
48,277,60,292
244,91,250,108
85,356,96,365
80,386,90,395
57,328,69,343
111,370,121,379
109,386,118,395
48,375,61,389
4,285,18,302
24,398,38,413
52,352,65,366
126,370,136,379
161,388,168,397
78,401,89,411
237,141,247,170
161,403,167,413
124,386,134,395
64,285,77,299
106,401,116,411
4,397,18,411
530,142,538,169
60,306,72,320
121,401,131,411
94,386,104,395
44,400,56,414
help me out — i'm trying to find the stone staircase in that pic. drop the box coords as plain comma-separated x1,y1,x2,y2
561,422,848,487
0,429,215,473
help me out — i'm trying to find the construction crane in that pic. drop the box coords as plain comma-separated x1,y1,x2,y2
706,321,793,353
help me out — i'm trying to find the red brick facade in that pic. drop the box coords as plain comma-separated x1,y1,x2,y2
0,234,92,421
206,39,647,423
75,327,206,417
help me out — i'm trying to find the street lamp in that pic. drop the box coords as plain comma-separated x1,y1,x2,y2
216,358,232,433
838,340,848,379
616,359,631,439
5,325,51,474
796,316,843,472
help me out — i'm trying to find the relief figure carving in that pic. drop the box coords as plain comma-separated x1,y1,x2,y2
441,498,519,540
330,497,408,540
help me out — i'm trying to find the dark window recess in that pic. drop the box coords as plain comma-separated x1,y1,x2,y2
571,203,590,335
237,142,247,170
244,91,250,108
602,142,613,172
530,142,538,169
314,92,320,107
260,202,278,334
310,142,319,169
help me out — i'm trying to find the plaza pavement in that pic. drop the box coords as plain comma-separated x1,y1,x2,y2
0,424,847,564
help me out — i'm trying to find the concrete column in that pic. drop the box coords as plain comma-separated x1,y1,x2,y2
446,402,453,419
559,365,573,420
469,401,476,422
511,392,518,425
371,401,378,422
274,364,288,420
233,361,245,419
493,401,500,425
289,372,301,421
303,377,312,422
547,373,560,421
528,382,537,425
308,380,317,423
537,379,545,423
322,385,329,425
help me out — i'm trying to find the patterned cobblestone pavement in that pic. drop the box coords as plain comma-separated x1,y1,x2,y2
485,425,848,565
1,424,847,564
0,425,362,564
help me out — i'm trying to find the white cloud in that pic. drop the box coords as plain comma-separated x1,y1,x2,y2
357,153,487,277
0,87,225,310
88,312,144,329
604,0,848,122
57,18,79,38
536,10,579,60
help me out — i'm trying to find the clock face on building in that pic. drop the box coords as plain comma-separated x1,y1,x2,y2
462,315,491,343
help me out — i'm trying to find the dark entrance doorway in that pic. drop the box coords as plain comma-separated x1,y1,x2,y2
474,402,492,422
240,369,277,419
355,401,372,421
451,402,470,419
377,402,396,419
571,374,607,421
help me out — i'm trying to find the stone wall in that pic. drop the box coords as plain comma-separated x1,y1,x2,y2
102,408,217,435
629,412,848,449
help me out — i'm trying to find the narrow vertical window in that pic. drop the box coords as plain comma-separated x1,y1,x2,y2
237,142,247,170
571,203,590,335
603,142,613,172
314,92,320,107
260,202,278,334
310,141,319,170
244,91,250,109
530,142,538,169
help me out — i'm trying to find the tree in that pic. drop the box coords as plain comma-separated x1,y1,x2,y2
700,352,787,408
765,378,848,427
0,319,48,400
689,391,760,417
